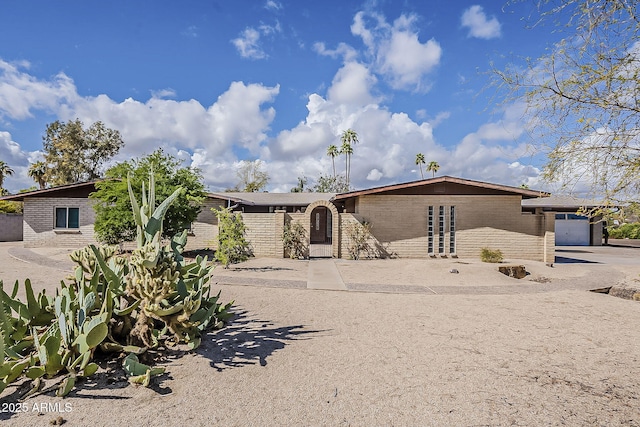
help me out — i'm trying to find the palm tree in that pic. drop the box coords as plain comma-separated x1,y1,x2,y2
340,129,359,187
415,153,426,179
327,144,339,178
0,160,14,191
28,161,48,189
427,161,440,178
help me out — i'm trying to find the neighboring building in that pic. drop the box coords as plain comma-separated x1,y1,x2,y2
522,195,604,246
0,213,23,242
0,176,555,262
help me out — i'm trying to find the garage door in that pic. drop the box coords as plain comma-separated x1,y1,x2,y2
555,214,590,246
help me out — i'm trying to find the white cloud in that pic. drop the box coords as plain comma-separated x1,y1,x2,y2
264,0,282,11
0,48,543,194
232,28,267,59
461,5,502,40
350,11,442,92
0,60,78,120
0,131,43,192
313,42,358,62
326,62,379,106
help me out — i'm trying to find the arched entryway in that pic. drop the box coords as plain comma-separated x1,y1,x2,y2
306,200,339,258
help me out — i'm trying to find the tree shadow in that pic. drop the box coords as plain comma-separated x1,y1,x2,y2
197,309,323,371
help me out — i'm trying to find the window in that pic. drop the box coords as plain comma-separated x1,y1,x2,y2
438,206,445,254
55,207,79,229
449,206,456,254
427,206,434,254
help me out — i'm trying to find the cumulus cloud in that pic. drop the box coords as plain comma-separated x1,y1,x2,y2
0,60,78,120
350,11,442,91
461,5,502,39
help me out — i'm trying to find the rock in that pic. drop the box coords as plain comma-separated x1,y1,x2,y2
498,265,527,279
449,269,459,274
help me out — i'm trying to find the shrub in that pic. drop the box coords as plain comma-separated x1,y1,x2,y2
213,208,252,268
347,221,372,260
282,221,307,259
609,223,640,239
480,247,504,263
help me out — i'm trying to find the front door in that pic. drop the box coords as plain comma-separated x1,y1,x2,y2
310,206,331,244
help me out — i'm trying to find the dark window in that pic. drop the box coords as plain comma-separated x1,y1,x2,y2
438,206,445,254
449,206,456,254
427,206,434,253
55,207,80,229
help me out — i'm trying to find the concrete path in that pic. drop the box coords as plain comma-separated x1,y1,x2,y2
306,259,347,291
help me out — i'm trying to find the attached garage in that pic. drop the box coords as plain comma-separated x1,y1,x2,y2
555,214,590,246
522,196,604,247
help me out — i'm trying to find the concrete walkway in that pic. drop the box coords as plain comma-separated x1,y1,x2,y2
306,259,347,291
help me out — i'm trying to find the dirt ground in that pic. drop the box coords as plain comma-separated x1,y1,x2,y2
1,241,639,426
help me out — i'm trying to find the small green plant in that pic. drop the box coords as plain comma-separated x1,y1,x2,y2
347,221,372,260
480,247,504,263
282,221,307,259
213,208,252,268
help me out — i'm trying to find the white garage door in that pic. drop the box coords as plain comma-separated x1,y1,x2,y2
555,214,590,246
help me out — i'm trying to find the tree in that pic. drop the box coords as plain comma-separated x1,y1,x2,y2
90,149,206,245
290,176,307,193
415,153,426,179
312,174,349,193
494,0,640,203
427,161,440,178
327,144,339,177
43,119,124,185
0,160,14,191
233,160,269,192
28,161,47,189
340,129,359,187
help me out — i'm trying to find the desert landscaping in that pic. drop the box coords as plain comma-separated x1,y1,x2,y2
1,241,639,426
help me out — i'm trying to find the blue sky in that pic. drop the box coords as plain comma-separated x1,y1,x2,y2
0,0,559,193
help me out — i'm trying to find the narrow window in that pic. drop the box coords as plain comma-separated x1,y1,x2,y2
438,206,445,254
427,206,434,254
449,206,456,254
55,207,80,229
315,212,320,231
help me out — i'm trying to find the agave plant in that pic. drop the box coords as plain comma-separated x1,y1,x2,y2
0,171,232,397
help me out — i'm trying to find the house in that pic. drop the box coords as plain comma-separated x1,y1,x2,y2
522,195,605,246
0,176,555,263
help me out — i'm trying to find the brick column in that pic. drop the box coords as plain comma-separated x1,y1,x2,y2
274,210,286,258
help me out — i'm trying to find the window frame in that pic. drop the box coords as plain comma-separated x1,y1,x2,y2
54,207,80,229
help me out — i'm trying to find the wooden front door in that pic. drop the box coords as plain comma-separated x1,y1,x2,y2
310,206,331,244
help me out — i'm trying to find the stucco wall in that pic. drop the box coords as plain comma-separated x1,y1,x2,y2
23,197,96,248
352,194,553,262
0,213,23,242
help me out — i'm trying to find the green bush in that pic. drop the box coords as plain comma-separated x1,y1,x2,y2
213,208,252,268
282,221,307,259
480,247,504,263
609,223,640,239
347,221,372,260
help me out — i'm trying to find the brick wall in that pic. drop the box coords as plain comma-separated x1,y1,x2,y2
23,197,96,248
243,213,279,257
353,194,553,262
0,213,23,242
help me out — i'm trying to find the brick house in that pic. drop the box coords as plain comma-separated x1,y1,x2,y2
0,176,554,262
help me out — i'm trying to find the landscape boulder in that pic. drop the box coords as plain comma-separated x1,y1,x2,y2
498,265,527,279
